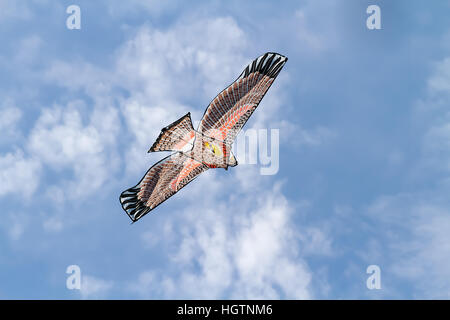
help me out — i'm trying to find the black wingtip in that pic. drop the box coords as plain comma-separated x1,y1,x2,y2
240,52,288,79
119,186,151,222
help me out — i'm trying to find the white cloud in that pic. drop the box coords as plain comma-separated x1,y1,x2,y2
128,177,313,299
359,55,450,298
80,275,114,299
0,149,41,198
27,100,120,199
115,17,247,104
366,194,450,298
427,57,450,94
0,104,22,142
44,61,111,98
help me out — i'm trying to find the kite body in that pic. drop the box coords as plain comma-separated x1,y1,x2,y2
120,52,288,222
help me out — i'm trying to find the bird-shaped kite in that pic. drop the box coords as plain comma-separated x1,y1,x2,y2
120,52,288,222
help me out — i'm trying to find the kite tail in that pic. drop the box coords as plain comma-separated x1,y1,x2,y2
119,186,150,222
148,112,195,153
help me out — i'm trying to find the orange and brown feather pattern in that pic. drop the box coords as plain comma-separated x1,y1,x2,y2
149,113,195,153
120,52,287,222
199,53,287,145
120,152,209,221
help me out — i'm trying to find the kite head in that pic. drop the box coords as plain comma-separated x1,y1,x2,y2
202,140,237,168
204,141,222,157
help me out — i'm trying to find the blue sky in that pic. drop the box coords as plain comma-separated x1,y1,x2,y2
1,0,450,299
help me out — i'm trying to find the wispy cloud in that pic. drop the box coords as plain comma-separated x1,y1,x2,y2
0,150,41,198
27,101,121,200
127,179,313,299
0,102,22,143
358,54,450,299
80,275,114,299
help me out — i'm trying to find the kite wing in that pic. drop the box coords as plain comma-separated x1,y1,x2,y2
120,152,209,222
198,52,287,145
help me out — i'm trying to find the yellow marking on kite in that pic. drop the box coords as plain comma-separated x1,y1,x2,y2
204,141,222,156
